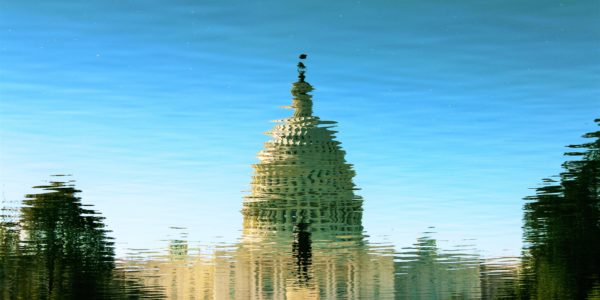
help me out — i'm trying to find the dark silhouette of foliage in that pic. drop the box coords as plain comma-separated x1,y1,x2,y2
521,119,600,299
0,177,161,299
16,178,115,299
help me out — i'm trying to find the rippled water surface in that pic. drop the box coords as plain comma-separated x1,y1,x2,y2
1,1,599,299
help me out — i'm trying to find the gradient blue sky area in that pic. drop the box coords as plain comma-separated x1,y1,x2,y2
1,0,599,256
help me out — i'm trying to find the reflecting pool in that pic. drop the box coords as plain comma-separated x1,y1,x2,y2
2,56,599,299
1,1,600,298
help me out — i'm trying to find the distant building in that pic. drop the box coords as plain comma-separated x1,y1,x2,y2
394,236,482,299
124,58,396,299
120,58,525,300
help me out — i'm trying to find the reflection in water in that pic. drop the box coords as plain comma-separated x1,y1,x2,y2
291,220,312,287
2,57,597,299
236,55,395,299
394,233,481,298
122,56,395,299
521,119,600,299
479,257,520,300
0,178,114,298
0,177,161,299
238,55,385,298
120,57,518,299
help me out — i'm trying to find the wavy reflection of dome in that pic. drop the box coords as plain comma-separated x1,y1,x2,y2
120,57,396,300
242,61,363,245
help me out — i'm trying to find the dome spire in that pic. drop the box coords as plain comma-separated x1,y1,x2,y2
290,54,314,117
298,53,307,82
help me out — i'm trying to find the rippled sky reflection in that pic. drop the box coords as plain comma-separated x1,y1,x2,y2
1,0,599,257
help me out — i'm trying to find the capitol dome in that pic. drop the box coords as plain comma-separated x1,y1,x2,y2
242,56,364,243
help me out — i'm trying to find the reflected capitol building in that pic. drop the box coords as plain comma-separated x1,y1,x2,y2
125,56,485,299
234,55,394,299
2,55,593,299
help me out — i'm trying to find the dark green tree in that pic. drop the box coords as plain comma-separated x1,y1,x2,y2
18,177,115,299
521,119,600,299
1,177,164,299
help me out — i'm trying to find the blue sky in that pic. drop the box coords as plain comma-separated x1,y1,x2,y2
1,0,598,256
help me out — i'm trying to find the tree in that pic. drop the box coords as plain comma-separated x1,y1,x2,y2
521,119,600,299
17,178,115,299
